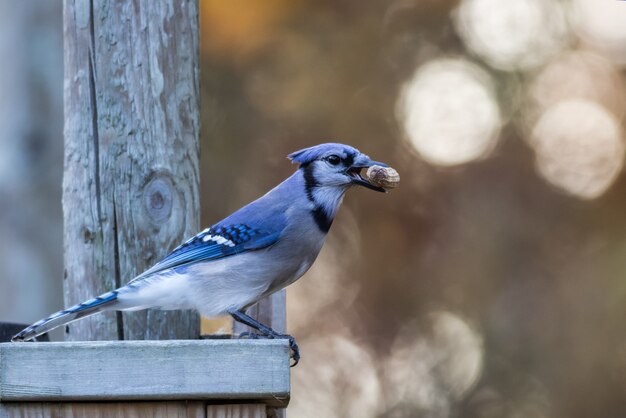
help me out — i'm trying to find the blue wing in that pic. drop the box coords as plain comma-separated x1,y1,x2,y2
134,177,294,282
136,223,282,280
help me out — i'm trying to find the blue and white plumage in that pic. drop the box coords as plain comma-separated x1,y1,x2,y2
12,143,390,364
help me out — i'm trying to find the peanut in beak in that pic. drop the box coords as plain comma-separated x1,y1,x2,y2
366,165,400,190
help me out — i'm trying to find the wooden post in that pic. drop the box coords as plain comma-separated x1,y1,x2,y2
63,0,200,341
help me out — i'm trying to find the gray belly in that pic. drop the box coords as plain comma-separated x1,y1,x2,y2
258,233,323,296
185,227,325,317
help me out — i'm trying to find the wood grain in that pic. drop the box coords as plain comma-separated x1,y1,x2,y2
206,404,266,418
0,340,290,407
0,401,205,418
63,0,201,341
0,403,55,418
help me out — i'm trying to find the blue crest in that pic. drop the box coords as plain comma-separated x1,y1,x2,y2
288,143,360,165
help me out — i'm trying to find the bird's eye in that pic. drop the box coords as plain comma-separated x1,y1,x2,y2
326,155,341,165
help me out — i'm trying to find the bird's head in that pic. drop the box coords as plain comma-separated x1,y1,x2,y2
288,143,389,192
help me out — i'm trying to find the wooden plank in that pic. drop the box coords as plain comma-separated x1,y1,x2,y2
61,401,206,418
0,401,205,418
206,404,265,418
63,0,201,341
0,403,58,418
0,340,289,407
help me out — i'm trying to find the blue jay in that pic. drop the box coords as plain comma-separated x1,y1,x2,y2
12,143,390,365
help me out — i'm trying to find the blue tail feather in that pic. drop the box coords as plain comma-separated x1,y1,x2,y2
11,290,119,342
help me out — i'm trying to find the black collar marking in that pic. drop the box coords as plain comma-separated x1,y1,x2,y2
312,206,333,233
302,162,317,203
301,163,333,233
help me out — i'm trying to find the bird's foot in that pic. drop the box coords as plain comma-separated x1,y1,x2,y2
228,308,300,365
273,333,300,367
237,331,300,366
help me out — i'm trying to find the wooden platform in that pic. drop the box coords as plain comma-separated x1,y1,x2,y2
0,339,290,417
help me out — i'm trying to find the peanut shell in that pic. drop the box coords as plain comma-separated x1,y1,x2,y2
366,165,400,189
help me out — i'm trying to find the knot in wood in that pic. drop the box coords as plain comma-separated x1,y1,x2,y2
81,226,95,243
143,176,173,224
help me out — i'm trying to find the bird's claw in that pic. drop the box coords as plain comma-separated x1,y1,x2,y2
286,335,300,367
237,330,300,366
275,333,300,367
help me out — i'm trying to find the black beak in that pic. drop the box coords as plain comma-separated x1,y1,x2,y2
346,160,389,193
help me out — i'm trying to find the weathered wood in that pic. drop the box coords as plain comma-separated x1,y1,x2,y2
0,402,265,418
0,401,205,418
206,404,266,418
0,402,55,418
0,340,290,407
63,0,201,340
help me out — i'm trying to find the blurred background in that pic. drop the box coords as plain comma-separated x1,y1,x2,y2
2,0,626,416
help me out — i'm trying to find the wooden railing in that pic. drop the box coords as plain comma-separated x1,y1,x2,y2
0,339,290,417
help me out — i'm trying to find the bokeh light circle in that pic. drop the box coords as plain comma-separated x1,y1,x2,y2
384,312,483,414
570,0,626,66
455,0,569,71
526,51,625,123
397,58,501,166
290,335,381,418
530,100,625,199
